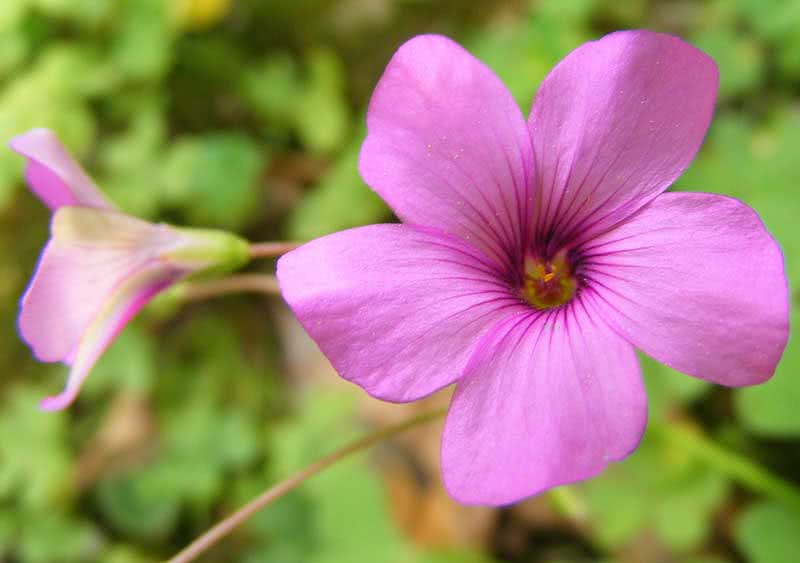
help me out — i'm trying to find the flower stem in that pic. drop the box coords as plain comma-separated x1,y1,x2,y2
654,421,800,513
167,407,447,563
248,241,302,259
179,274,280,301
548,485,587,522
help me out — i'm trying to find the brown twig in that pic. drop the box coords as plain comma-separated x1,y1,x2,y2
248,241,303,259
180,274,281,301
167,407,447,563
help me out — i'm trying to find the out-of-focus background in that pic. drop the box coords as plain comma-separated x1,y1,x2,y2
0,0,799,562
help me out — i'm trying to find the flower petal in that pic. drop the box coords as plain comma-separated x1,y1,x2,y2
441,303,646,505
582,192,789,387
38,267,179,411
359,35,534,269
9,128,114,210
528,30,718,250
19,208,173,364
276,224,525,402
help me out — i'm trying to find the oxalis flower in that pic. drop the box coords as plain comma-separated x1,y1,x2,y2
12,129,249,411
277,31,789,505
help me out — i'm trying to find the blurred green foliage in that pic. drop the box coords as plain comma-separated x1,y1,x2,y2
0,0,799,562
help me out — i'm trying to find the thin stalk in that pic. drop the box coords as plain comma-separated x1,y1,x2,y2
654,421,800,513
548,485,587,522
248,242,302,259
167,407,447,563
180,274,280,301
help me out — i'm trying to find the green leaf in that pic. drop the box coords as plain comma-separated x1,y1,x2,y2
0,0,27,32
268,391,474,563
0,510,16,554
293,48,350,154
731,112,800,436
236,487,317,563
156,311,280,415
735,500,800,563
775,30,800,78
161,133,266,229
17,510,100,563
676,113,757,200
0,386,72,509
678,111,800,215
735,307,800,436
654,469,727,549
640,352,709,421
83,324,156,398
240,52,299,134
99,100,167,218
287,133,388,240
270,391,412,563
242,48,349,152
96,396,260,540
163,400,260,474
692,28,763,97
103,545,158,563
110,0,172,81
470,15,588,109
582,474,646,548
0,28,30,78
735,0,800,41
0,44,98,209
31,0,116,28
583,428,728,552
95,467,181,541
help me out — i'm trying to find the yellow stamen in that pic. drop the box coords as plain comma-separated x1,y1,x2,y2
520,249,576,309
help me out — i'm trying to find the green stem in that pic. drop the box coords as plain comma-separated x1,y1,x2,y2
166,407,447,563
654,421,800,513
548,485,587,522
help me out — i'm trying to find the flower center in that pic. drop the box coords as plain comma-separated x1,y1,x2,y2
520,249,576,309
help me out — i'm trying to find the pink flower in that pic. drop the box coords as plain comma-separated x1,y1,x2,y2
277,32,789,505
12,129,249,411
